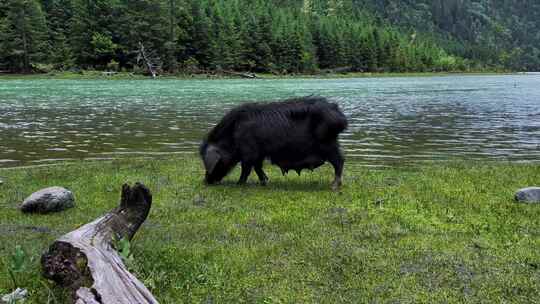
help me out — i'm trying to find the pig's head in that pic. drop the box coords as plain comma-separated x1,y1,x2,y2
200,141,236,184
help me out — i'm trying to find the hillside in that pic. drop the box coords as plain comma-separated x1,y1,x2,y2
360,0,540,71
0,0,538,74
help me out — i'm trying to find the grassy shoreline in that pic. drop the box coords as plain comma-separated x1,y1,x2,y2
1,156,539,303
0,70,516,81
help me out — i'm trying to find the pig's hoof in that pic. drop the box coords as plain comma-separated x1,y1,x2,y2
331,182,342,192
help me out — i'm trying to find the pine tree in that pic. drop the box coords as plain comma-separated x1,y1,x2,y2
241,12,274,72
184,0,211,70
44,0,75,70
113,0,168,71
363,29,378,72
70,0,97,67
0,0,48,72
162,0,191,72
164,0,178,72
297,19,317,72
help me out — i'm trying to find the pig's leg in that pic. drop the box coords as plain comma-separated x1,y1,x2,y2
238,162,253,185
326,148,344,191
236,134,260,185
254,161,269,185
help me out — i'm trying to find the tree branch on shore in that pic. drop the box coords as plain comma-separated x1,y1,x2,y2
222,70,258,78
137,42,161,78
41,183,158,304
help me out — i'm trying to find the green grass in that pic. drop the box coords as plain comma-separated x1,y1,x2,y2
1,156,539,303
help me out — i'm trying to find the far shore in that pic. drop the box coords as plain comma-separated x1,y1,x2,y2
0,70,518,81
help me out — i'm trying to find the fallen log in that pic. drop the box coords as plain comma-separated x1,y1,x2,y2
41,183,158,304
222,70,258,78
320,66,353,74
137,42,160,79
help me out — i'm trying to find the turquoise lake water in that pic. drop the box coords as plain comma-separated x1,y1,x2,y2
1,74,539,167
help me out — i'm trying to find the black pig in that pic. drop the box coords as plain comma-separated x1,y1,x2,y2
200,96,348,190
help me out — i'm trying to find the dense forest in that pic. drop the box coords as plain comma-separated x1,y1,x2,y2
0,0,538,74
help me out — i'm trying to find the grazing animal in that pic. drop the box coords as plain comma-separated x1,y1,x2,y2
200,96,348,190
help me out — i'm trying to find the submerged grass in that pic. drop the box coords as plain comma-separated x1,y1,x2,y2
0,156,539,303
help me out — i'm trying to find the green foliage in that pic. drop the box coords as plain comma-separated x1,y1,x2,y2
0,0,537,73
10,246,27,274
7,245,28,289
91,32,117,57
0,0,48,73
114,236,135,266
363,0,540,71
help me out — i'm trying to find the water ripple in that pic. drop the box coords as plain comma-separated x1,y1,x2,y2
1,75,539,167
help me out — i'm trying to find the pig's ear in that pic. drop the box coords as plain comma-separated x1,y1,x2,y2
204,145,221,174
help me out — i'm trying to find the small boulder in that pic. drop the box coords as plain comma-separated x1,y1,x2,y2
1,288,28,303
515,187,540,204
20,187,75,213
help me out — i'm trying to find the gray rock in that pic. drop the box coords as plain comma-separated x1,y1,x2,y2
2,288,28,303
515,187,540,204
20,187,75,213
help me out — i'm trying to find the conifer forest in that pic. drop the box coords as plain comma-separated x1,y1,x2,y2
1,0,539,74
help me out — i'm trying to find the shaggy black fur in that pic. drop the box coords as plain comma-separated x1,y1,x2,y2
200,96,348,189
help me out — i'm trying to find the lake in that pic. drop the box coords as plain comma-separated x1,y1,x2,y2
1,74,539,168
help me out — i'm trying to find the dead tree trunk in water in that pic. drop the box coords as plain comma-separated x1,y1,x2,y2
137,42,160,78
41,183,158,304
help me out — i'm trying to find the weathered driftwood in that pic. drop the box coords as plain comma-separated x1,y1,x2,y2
41,183,158,304
137,42,160,78
222,70,258,78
